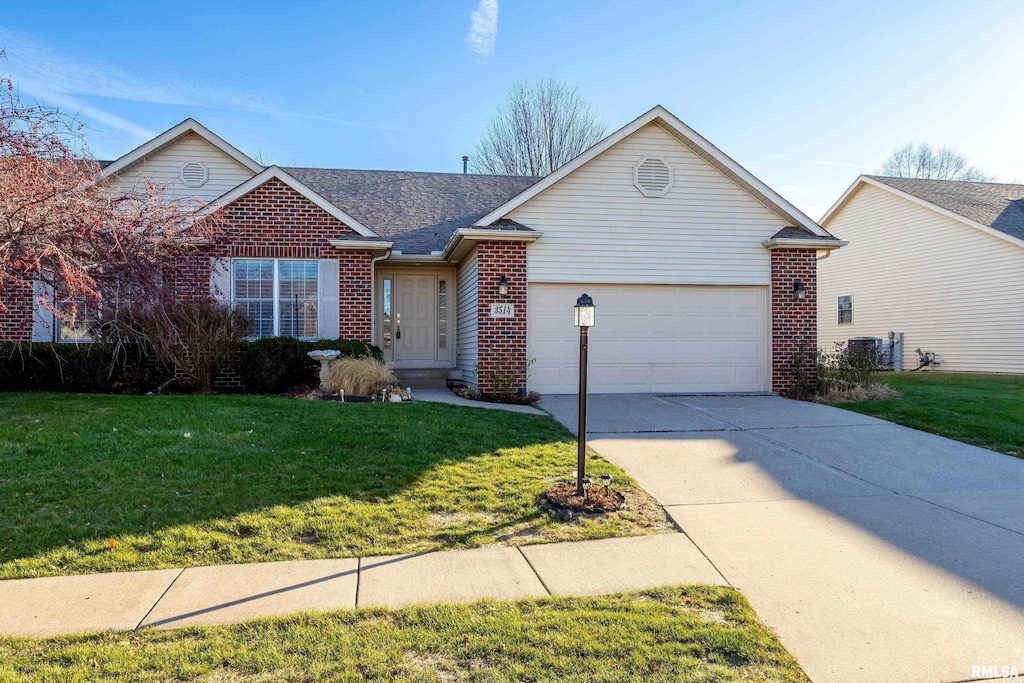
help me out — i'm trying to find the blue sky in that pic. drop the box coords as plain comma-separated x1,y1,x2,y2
3,0,1023,219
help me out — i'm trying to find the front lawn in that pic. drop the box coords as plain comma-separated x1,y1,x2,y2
840,372,1024,457
0,586,807,682
0,394,668,579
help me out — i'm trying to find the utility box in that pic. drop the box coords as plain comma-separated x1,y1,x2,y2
848,333,904,371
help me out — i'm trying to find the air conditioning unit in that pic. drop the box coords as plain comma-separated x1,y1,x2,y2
848,333,904,371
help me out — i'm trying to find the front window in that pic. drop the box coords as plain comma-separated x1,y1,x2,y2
233,259,318,339
838,295,853,324
57,297,97,343
382,278,393,348
278,261,318,338
437,280,448,349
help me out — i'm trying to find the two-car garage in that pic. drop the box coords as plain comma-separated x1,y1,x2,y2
527,284,770,394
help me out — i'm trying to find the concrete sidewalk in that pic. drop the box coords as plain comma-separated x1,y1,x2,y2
0,533,724,638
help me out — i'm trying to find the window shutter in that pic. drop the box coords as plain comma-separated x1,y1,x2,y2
31,281,55,342
210,258,232,303
318,258,340,340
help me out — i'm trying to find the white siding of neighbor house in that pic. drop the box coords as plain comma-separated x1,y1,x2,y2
507,122,790,285
105,133,256,203
819,183,1024,373
455,248,479,386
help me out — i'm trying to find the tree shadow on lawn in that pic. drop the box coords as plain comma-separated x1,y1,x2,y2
0,393,597,579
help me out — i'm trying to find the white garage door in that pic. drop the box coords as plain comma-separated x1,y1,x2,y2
528,284,769,394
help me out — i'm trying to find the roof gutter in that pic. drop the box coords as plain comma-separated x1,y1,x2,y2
762,237,847,250
328,239,394,250
442,228,543,261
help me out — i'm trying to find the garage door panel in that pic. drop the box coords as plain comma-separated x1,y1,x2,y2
528,284,768,394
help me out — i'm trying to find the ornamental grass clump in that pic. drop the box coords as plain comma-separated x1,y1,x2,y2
326,356,397,397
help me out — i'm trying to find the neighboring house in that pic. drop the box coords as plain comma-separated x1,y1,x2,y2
819,175,1024,373
1,106,844,394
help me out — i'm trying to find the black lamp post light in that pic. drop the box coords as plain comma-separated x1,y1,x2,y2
574,293,595,496
541,292,624,517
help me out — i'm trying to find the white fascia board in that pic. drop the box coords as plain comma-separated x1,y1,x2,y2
94,118,264,183
328,239,393,250
441,228,543,261
202,166,380,238
828,176,1024,252
472,104,831,238
762,238,848,250
819,175,867,225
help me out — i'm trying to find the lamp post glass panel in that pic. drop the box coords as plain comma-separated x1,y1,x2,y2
574,293,595,497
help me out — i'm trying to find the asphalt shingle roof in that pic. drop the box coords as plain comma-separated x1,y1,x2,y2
284,168,539,253
769,226,840,241
868,176,1024,242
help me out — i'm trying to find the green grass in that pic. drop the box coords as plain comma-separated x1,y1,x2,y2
0,586,807,682
840,372,1024,457
0,394,665,580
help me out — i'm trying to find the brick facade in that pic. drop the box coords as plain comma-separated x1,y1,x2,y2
0,283,33,342
475,241,528,395
193,178,374,341
770,248,818,394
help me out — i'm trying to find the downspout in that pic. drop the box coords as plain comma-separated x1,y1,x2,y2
370,248,392,347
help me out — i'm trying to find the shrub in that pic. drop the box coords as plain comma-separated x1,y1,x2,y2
231,337,382,394
0,342,169,393
488,354,537,401
119,299,253,392
787,341,884,400
326,356,397,396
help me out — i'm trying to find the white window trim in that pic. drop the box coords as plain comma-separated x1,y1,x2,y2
232,258,320,339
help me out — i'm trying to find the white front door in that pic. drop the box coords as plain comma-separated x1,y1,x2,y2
528,283,769,394
394,273,436,362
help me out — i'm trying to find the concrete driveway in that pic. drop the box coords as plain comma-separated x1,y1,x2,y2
539,394,1024,683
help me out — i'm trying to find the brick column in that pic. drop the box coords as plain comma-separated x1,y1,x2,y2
770,248,817,395
476,241,528,395
0,283,33,342
338,251,373,342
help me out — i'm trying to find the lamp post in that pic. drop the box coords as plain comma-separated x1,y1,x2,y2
574,293,595,497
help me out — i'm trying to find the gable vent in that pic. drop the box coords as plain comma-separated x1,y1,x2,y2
180,161,209,188
633,156,673,197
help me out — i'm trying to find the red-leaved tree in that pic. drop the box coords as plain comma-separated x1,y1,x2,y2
0,76,221,340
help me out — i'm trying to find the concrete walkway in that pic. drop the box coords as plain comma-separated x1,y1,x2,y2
412,388,544,415
0,534,723,638
539,394,1024,683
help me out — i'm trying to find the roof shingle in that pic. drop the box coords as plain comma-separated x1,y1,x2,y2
284,168,539,253
868,176,1024,242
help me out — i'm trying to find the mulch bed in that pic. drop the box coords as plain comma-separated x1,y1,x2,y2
544,482,625,514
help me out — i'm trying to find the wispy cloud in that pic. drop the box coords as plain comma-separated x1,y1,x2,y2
466,0,499,56
814,160,876,170
0,30,392,143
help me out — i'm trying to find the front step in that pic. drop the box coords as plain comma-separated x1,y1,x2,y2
394,368,450,390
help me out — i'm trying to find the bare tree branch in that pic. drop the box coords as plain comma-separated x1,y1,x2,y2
879,141,993,181
472,78,606,176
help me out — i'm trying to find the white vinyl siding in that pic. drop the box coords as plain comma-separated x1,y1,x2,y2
455,248,479,386
528,284,769,394
106,133,256,203
508,122,788,285
819,184,1024,373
